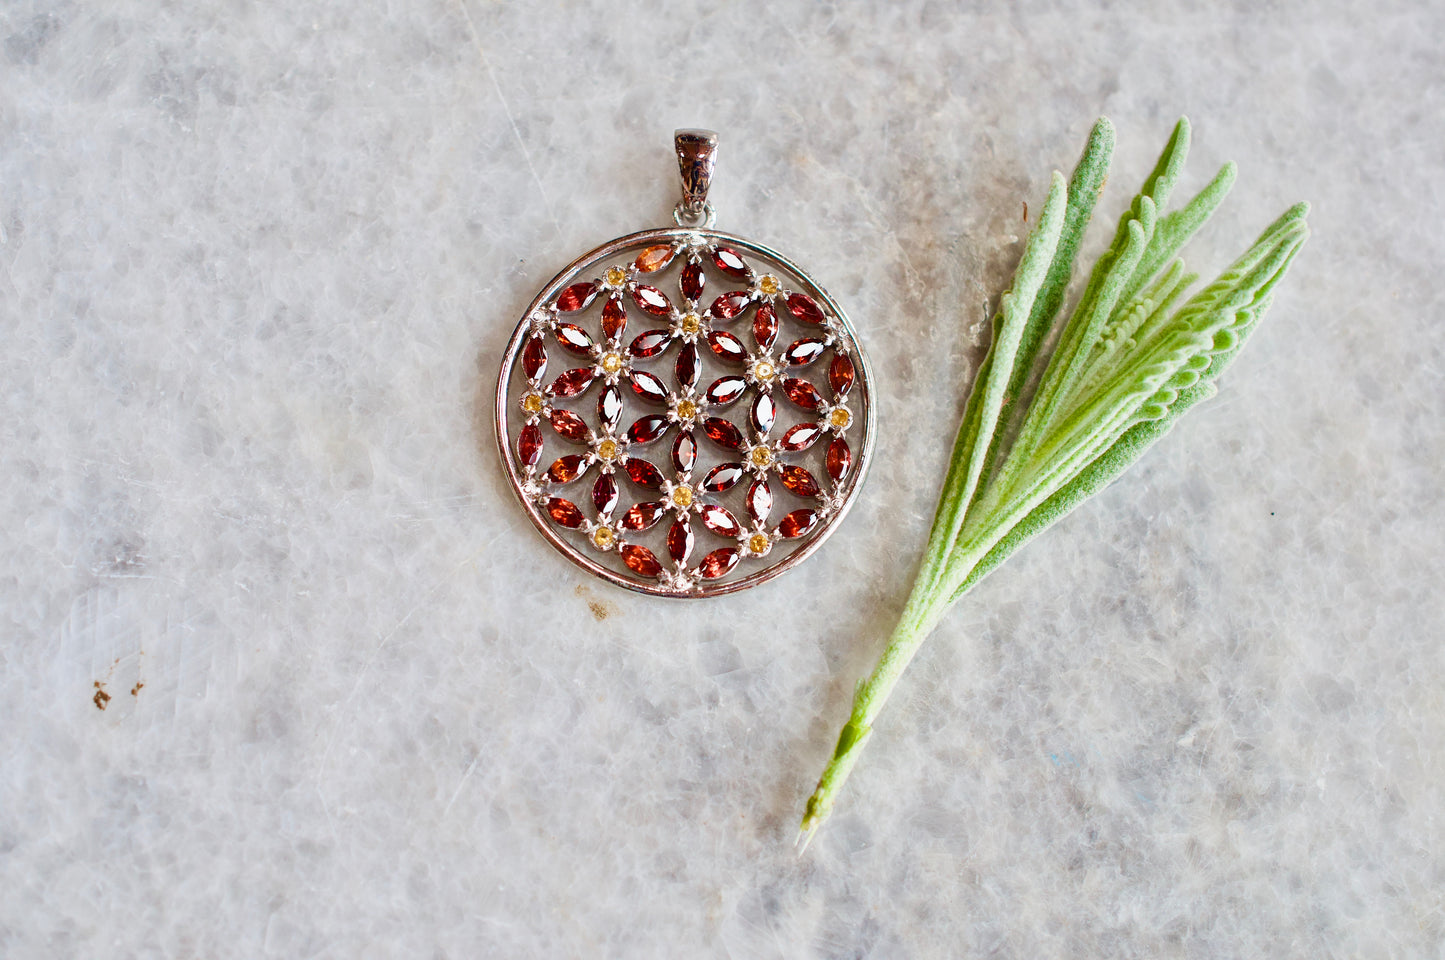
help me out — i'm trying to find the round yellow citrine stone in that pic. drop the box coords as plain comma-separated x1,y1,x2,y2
749,446,773,468
591,526,616,548
599,352,624,375
675,398,698,420
748,533,770,554
758,274,781,296
596,438,619,461
752,360,775,382
521,392,544,414
679,313,702,336
671,485,694,508
604,266,627,287
829,407,852,429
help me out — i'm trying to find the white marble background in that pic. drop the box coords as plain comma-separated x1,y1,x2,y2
1,1,1441,957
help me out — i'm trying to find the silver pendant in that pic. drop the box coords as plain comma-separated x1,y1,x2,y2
494,130,875,598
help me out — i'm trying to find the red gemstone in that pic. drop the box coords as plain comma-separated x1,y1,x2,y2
786,292,826,325
675,341,700,387
546,454,587,483
712,247,751,281
784,338,827,366
628,370,669,404
517,423,543,466
667,518,694,563
629,330,671,359
681,260,705,301
702,462,745,492
621,501,666,531
624,458,665,488
555,282,598,314
705,376,747,406
829,353,856,397
746,478,772,524
548,408,590,442
702,417,745,450
778,422,822,451
750,392,775,433
592,473,619,516
707,331,747,363
522,337,547,381
626,415,669,444
602,297,627,341
548,368,594,399
779,464,821,498
778,508,819,539
672,430,696,472
597,385,624,430
781,377,824,410
631,285,672,316
708,291,752,321
545,497,585,528
697,547,740,580
753,301,778,350
556,323,594,356
634,245,674,274
621,543,663,578
827,437,852,482
700,504,742,539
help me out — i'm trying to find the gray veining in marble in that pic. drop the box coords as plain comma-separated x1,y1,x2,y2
2,1,1442,957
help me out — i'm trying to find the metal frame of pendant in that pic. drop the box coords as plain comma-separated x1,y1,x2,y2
493,134,876,599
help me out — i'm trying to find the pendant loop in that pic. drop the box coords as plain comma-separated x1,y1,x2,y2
673,128,718,226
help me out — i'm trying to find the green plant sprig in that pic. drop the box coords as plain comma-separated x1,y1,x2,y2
799,117,1309,847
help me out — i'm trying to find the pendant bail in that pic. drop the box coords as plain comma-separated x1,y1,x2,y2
673,128,718,228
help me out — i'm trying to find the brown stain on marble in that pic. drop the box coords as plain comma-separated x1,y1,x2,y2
92,681,111,711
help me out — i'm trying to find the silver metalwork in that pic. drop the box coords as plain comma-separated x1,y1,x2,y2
673,128,718,226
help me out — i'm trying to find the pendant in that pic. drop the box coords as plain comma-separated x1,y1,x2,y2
494,130,875,597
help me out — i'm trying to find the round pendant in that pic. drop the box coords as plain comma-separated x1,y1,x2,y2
494,131,875,598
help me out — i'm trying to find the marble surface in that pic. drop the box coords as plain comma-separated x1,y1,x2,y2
2,1,1442,956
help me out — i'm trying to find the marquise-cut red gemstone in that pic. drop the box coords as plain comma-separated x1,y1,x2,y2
522,337,547,381
681,260,705,302
779,464,821,498
628,370,669,404
626,415,669,444
700,504,742,539
827,436,852,482
707,331,747,363
556,323,594,356
702,462,745,492
517,423,543,466
545,497,585,528
675,341,699,388
629,330,671,359
548,368,594,399
621,543,663,578
546,454,587,483
829,353,856,397
592,473,619,516
753,301,778,350
779,422,822,451
631,285,672,316
597,385,624,430
621,501,666,531
623,458,665,488
672,430,696,473
702,417,745,450
778,508,819,539
705,376,747,406
667,518,694,563
555,282,597,314
751,392,775,433
708,291,752,321
747,478,772,524
634,245,674,274
784,338,827,366
785,292,826,325
781,377,825,411
712,247,751,281
548,408,590,443
602,297,627,341
697,547,740,580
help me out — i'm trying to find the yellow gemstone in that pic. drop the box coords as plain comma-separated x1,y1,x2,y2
604,266,627,287
829,408,852,429
680,313,702,336
671,485,694,507
597,439,619,460
749,446,773,467
749,533,770,554
600,352,623,374
753,361,775,381
521,393,543,413
592,526,615,548
758,275,781,296
675,399,698,420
